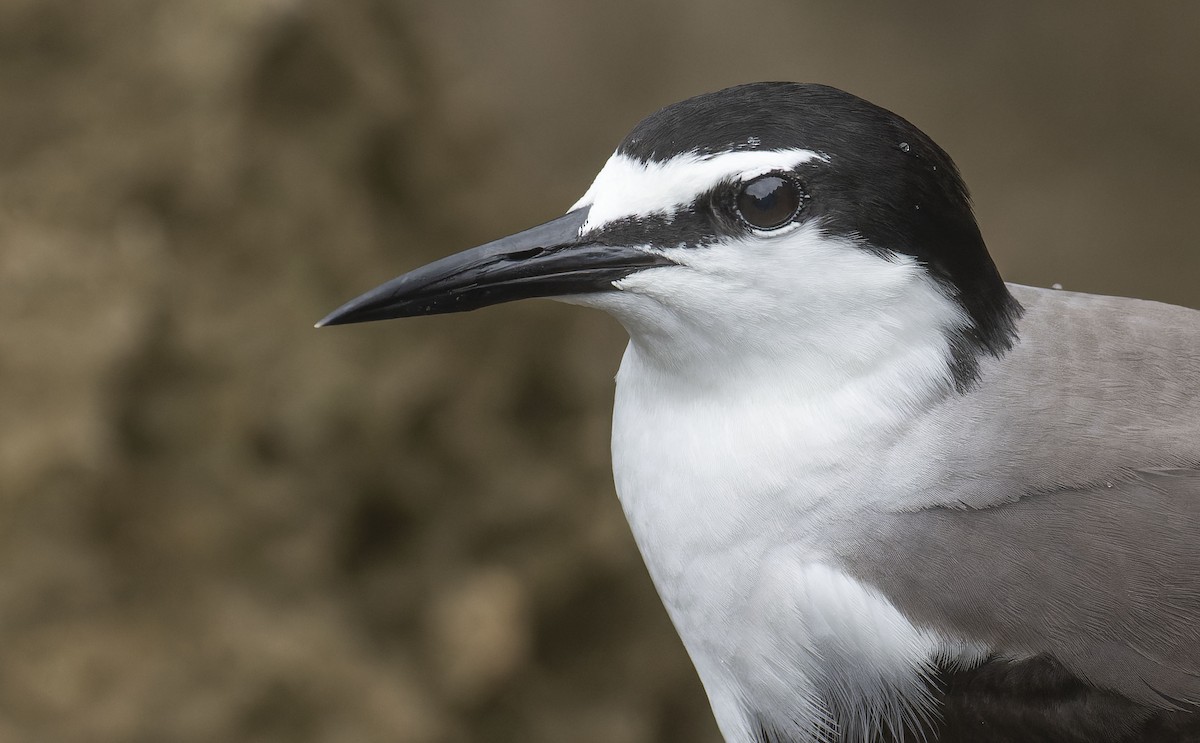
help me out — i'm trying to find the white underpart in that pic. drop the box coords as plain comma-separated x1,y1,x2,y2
561,150,991,742
572,150,826,234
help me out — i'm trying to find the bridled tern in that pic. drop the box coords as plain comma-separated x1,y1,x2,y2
317,82,1200,743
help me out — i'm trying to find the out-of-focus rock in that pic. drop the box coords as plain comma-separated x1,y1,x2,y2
426,568,530,705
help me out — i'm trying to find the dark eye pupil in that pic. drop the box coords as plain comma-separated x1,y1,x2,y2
736,174,801,230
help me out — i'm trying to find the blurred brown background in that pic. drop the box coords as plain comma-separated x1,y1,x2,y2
2,1,1197,741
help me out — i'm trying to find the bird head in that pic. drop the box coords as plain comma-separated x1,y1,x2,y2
318,83,1021,392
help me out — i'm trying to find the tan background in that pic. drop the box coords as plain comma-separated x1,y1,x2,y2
2,1,1198,741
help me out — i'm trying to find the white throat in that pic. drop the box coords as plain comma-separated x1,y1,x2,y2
582,221,970,405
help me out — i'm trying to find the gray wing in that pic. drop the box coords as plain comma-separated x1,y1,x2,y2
837,285,1200,707
840,468,1200,707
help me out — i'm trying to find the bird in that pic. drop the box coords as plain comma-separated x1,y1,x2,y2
317,82,1200,743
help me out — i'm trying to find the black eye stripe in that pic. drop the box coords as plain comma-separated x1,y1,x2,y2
586,206,722,249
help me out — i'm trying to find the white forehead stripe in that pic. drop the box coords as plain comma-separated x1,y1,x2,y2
572,149,824,233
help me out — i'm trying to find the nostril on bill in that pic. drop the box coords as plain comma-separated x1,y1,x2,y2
502,247,548,261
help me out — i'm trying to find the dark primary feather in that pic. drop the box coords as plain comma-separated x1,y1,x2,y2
931,655,1200,743
756,654,1200,743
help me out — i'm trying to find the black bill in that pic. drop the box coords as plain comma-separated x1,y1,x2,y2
316,207,675,327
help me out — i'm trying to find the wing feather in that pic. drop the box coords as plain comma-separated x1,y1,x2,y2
839,468,1200,707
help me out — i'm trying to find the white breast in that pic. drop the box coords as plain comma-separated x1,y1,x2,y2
610,341,987,742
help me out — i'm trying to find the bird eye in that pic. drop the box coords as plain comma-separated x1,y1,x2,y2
735,174,802,230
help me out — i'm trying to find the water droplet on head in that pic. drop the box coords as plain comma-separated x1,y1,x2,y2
898,142,911,153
